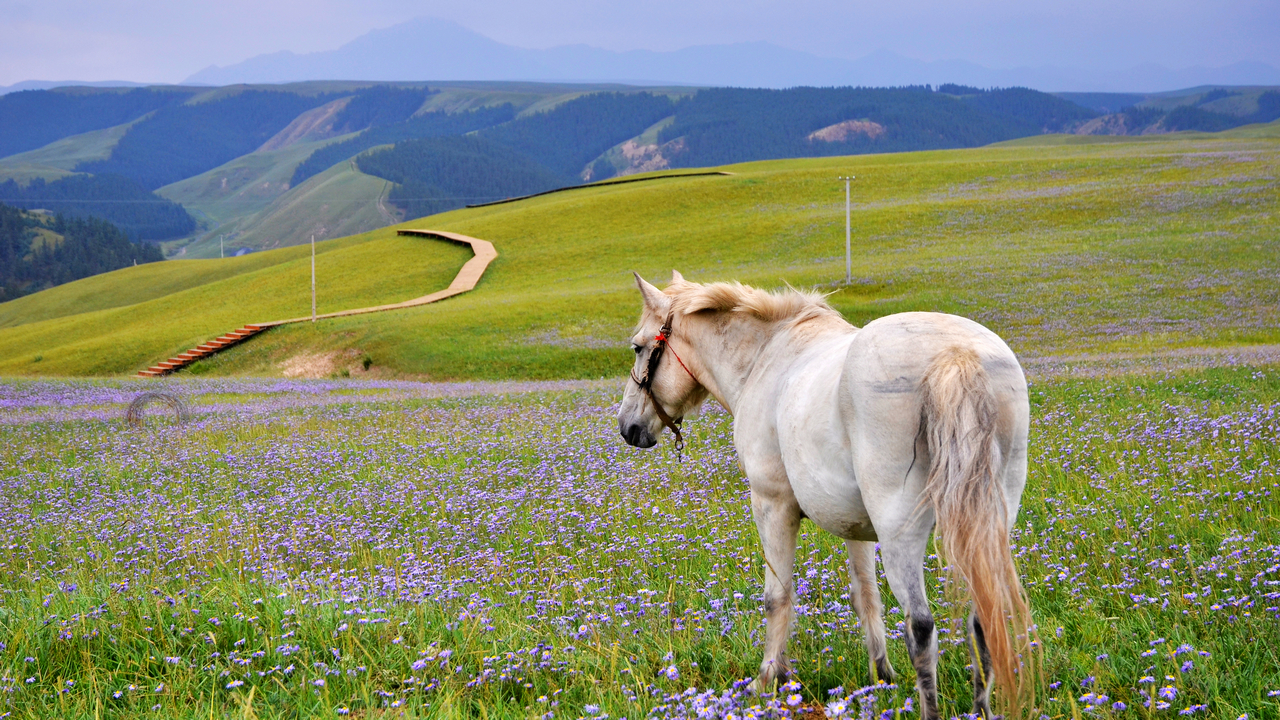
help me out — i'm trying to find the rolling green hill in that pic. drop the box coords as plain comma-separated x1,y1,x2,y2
154,135,373,257
212,159,397,254
0,122,1276,378
0,119,141,185
0,230,471,373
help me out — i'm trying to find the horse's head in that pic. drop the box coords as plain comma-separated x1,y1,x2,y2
619,271,709,449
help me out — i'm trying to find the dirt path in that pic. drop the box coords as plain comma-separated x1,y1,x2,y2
1022,343,1280,380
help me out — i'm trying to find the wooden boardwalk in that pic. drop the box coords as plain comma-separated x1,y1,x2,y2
137,230,496,377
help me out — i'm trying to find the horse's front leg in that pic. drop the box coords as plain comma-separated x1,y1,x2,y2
749,488,801,691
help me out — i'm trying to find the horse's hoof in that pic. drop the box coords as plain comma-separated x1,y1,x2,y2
873,656,897,683
750,660,793,695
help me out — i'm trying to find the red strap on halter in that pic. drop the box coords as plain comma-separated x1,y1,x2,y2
656,332,696,381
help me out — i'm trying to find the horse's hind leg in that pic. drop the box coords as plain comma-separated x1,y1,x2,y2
845,539,894,683
750,490,801,691
967,610,995,718
880,534,940,720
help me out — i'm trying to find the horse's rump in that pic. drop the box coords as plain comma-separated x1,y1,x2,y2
919,343,1033,711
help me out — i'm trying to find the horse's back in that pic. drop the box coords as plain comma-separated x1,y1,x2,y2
846,312,1026,395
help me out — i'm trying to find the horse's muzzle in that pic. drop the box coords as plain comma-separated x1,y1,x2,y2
620,419,657,448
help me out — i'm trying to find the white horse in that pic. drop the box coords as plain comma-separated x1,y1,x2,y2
619,273,1032,719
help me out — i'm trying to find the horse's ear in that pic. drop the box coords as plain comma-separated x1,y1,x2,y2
671,270,685,284
633,272,670,313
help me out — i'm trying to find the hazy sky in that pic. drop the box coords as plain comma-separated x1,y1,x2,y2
1,0,1277,86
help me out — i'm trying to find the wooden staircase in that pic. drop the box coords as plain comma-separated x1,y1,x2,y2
136,324,268,377
135,229,498,379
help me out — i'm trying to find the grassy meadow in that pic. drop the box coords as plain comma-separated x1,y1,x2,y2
2,121,1279,719
0,123,1277,379
0,363,1276,719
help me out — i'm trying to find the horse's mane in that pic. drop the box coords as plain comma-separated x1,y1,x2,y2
668,280,840,324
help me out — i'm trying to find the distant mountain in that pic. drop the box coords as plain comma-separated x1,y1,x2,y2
184,17,1280,93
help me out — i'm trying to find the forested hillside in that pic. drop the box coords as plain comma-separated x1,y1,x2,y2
0,203,163,302
291,104,517,187
1139,91,1280,131
0,87,196,158
76,90,333,189
656,86,1096,167
356,136,564,218
326,85,437,134
313,86,1101,217
350,92,676,216
1068,88,1280,135
0,174,195,240
958,86,1098,133
478,92,676,177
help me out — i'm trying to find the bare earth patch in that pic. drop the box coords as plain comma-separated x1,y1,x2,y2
279,349,367,378
256,97,355,152
807,119,886,143
584,138,687,181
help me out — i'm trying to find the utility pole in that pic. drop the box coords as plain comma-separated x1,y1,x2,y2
838,176,855,284
311,235,317,322
220,234,224,259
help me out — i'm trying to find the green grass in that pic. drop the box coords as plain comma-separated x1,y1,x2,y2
0,364,1276,718
0,231,471,374
1,123,1278,378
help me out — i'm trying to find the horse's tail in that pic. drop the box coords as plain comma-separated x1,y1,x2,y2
920,345,1032,716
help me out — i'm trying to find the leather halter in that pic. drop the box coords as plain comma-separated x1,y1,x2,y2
630,312,697,457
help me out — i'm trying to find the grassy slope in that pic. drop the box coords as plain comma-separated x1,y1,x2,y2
155,137,393,258
0,232,376,329
0,123,1277,378
156,135,352,226
0,231,471,374
216,159,397,255
0,119,139,184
